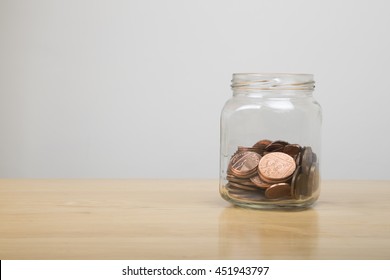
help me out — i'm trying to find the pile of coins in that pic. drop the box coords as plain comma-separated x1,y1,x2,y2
225,139,319,201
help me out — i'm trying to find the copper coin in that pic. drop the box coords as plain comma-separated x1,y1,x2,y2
264,142,285,153
237,146,261,154
250,174,272,189
230,168,258,179
265,183,292,199
272,140,290,146
252,140,272,155
236,146,264,155
226,175,256,186
226,184,249,198
226,183,265,201
226,183,246,193
283,144,302,157
258,152,296,181
258,171,289,184
228,190,266,201
228,182,259,191
252,139,272,147
230,151,261,178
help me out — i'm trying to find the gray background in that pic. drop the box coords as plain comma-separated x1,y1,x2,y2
1,0,389,179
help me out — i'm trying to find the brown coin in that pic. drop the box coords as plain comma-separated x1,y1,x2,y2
272,140,290,146
265,183,292,199
252,139,272,147
301,146,313,175
226,183,266,201
258,171,290,184
250,174,272,189
295,172,309,197
226,175,256,186
283,144,301,157
258,152,296,181
230,151,261,178
237,146,262,154
226,183,246,193
252,140,272,155
230,168,258,179
290,166,302,199
264,142,285,153
226,184,249,199
228,190,266,201
228,182,259,191
295,151,302,166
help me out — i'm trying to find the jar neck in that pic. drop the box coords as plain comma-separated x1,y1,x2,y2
231,73,315,97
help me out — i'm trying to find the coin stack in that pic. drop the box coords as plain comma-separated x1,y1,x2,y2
225,139,319,201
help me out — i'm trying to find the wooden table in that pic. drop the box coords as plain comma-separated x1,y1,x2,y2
0,179,389,260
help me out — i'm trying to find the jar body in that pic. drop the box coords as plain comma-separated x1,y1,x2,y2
219,73,322,209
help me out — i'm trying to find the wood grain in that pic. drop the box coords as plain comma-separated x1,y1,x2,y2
0,179,389,259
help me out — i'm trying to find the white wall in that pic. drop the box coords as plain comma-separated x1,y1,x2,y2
1,0,389,179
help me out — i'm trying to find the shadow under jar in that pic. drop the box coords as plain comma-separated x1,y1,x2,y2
219,73,322,209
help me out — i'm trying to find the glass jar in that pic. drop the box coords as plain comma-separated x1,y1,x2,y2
219,73,322,209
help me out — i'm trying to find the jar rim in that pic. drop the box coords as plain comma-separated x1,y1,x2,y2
232,73,315,90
